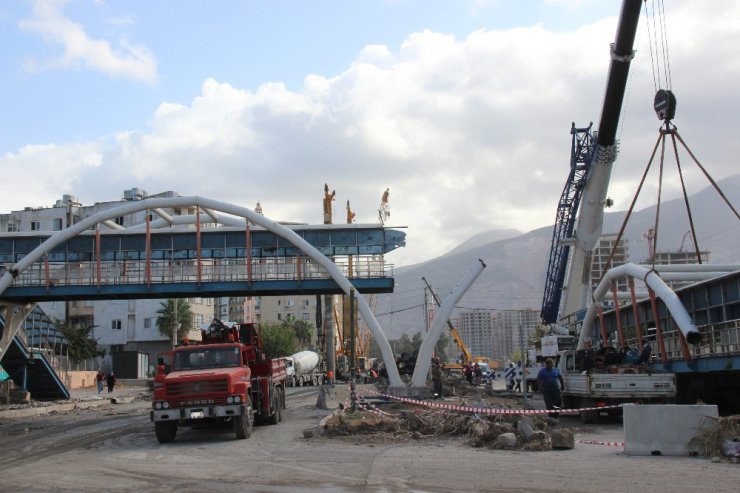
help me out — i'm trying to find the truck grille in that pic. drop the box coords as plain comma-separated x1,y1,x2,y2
166,379,228,397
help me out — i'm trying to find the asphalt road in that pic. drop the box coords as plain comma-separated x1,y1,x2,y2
1,386,737,493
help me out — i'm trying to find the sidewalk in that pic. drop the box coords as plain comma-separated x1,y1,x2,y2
0,381,150,419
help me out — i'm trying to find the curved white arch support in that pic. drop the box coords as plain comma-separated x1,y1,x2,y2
409,259,487,388
102,220,125,230
0,196,404,386
152,208,174,225
577,262,701,350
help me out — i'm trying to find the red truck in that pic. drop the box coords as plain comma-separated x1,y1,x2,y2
150,319,287,443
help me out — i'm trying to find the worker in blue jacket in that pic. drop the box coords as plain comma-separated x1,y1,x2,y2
537,358,564,417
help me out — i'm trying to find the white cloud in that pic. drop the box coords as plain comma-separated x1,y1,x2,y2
19,0,157,83
0,142,102,208
3,0,739,267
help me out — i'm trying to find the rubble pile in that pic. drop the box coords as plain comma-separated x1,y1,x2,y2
690,415,740,462
323,405,574,452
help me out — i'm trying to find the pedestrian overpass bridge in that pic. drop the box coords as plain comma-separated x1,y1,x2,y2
0,223,404,302
0,195,416,388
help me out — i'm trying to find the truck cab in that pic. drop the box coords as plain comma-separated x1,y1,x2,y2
150,320,286,443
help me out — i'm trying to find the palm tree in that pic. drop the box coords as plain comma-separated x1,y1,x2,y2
289,320,314,349
156,299,193,344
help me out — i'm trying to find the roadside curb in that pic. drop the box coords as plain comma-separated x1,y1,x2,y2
0,386,148,419
303,413,332,438
0,398,115,419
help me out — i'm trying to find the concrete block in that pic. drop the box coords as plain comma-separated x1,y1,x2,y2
516,417,535,440
623,404,719,456
549,428,575,449
315,385,337,410
496,432,518,448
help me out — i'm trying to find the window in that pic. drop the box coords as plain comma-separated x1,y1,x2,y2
277,313,282,321
31,221,41,231
115,216,125,226
53,218,63,231
303,299,310,307
7,222,17,232
277,300,281,306
144,318,152,329
287,299,294,307
302,313,310,321
111,319,122,330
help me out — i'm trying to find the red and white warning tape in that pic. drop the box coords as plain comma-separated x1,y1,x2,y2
366,389,622,416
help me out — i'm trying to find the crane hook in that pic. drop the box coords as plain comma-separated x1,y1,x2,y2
653,89,677,122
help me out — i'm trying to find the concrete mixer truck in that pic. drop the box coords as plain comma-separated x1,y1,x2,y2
285,350,323,387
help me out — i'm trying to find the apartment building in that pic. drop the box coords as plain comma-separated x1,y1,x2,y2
256,295,316,324
1,189,215,375
493,309,539,361
458,309,495,360
590,233,629,292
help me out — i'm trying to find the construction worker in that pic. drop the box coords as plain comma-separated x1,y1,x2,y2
537,358,564,417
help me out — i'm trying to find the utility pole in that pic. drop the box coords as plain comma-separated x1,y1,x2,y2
323,184,336,384
519,324,528,407
349,288,357,410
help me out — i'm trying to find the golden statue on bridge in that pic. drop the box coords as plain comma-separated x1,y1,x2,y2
323,183,336,224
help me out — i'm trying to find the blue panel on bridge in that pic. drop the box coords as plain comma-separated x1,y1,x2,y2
0,225,406,262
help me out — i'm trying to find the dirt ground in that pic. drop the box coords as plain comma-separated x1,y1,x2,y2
1,383,738,493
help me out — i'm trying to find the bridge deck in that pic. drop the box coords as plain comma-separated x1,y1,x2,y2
0,226,404,301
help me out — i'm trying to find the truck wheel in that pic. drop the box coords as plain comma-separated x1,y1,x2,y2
579,399,599,424
276,387,284,422
234,398,254,439
266,387,282,425
154,422,177,443
580,410,599,424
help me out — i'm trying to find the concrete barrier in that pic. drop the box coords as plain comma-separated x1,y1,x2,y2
623,404,719,456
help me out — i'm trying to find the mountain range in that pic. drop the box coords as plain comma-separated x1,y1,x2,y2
374,174,740,339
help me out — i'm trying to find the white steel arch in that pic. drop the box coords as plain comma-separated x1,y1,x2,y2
577,262,702,350
0,196,404,386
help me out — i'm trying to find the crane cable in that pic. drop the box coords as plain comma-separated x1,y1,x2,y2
601,1,738,279
643,0,672,92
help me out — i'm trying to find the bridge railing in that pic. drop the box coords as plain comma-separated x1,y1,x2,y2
610,319,740,362
11,255,392,288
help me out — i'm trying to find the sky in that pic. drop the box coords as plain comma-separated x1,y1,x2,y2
1,0,738,267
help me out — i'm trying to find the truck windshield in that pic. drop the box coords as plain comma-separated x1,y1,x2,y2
173,347,241,370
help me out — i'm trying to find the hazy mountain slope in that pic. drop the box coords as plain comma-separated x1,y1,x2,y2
376,174,739,339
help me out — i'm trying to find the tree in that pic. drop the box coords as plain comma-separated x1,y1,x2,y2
434,333,451,363
286,319,314,349
55,319,105,363
156,299,193,343
260,321,297,358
